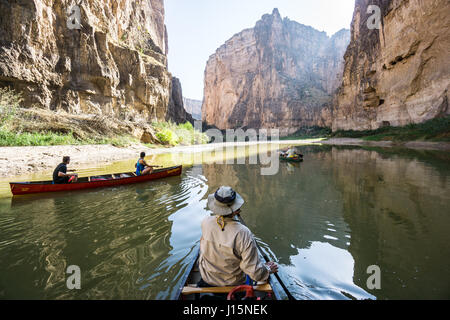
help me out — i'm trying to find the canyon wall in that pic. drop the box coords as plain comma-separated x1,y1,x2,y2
0,0,188,129
166,77,194,124
183,97,202,120
332,0,450,131
202,9,350,135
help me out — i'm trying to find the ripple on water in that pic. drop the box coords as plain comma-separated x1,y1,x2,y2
1,146,450,300
0,167,209,299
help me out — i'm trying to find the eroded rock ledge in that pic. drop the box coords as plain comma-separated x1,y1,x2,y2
0,0,191,137
332,0,450,131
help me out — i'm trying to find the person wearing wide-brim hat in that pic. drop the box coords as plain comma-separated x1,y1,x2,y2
281,146,303,159
207,186,245,224
198,186,278,288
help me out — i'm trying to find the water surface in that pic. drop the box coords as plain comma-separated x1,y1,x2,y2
0,144,449,299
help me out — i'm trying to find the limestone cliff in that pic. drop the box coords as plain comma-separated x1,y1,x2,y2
183,97,202,120
332,0,450,131
167,77,194,124
202,9,350,134
0,0,186,133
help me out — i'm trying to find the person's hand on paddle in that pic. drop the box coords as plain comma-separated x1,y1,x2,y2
68,173,78,183
265,261,278,274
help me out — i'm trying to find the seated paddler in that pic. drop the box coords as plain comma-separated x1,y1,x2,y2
282,146,303,159
135,152,154,176
52,156,78,184
198,186,278,288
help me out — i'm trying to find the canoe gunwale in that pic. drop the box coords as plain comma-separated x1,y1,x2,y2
176,245,283,300
9,165,182,195
9,166,181,185
279,156,303,163
172,245,200,300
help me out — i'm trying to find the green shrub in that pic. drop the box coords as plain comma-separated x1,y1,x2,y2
194,130,210,144
0,128,144,147
175,128,193,145
0,129,79,146
152,121,209,146
178,122,194,130
156,128,179,145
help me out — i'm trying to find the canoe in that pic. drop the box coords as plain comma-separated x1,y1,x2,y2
9,165,182,196
279,155,303,163
173,245,283,300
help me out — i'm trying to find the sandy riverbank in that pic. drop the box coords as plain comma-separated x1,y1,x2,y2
1,138,449,178
0,140,309,178
0,144,142,178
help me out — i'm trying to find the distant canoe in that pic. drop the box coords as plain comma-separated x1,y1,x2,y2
9,165,182,196
279,155,303,163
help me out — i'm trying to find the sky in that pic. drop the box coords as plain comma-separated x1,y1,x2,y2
165,0,356,101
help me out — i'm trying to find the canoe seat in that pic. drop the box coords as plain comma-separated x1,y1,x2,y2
181,283,273,295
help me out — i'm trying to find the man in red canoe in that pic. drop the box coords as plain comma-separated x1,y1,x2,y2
53,156,78,184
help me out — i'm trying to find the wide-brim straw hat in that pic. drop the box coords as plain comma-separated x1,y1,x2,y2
207,186,245,216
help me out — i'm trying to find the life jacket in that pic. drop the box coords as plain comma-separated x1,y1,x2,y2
136,158,145,176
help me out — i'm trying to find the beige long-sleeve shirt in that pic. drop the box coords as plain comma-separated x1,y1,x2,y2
198,215,270,287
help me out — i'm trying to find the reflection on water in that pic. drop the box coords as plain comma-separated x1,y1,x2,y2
0,145,449,299
0,167,208,299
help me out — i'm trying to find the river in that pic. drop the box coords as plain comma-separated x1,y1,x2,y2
0,143,449,299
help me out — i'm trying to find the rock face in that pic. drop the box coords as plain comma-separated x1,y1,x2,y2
332,0,450,131
183,97,202,120
167,77,194,124
202,9,350,134
0,0,185,127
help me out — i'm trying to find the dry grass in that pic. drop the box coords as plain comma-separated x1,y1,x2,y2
1,107,154,147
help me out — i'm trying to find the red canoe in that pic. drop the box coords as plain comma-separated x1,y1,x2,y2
9,165,182,196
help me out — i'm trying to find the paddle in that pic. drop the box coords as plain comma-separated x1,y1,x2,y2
236,214,297,301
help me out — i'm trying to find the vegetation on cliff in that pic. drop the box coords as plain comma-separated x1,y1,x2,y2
153,121,209,146
0,87,20,125
280,127,332,140
278,117,450,142
0,88,208,147
332,117,450,142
